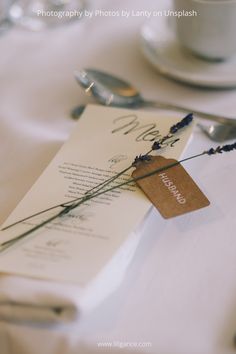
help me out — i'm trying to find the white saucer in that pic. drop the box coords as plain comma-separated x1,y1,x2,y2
140,17,236,89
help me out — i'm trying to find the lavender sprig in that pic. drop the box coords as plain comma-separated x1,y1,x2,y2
206,143,236,155
1,113,193,232
132,154,152,166
1,142,235,252
87,113,193,190
151,113,193,152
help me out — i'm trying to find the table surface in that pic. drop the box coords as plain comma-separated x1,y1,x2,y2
1,1,236,353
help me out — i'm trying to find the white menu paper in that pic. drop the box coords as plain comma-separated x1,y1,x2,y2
0,105,193,285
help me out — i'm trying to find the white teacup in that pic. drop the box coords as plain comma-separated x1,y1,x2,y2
173,0,236,61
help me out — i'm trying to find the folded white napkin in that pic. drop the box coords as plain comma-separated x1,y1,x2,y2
0,229,142,324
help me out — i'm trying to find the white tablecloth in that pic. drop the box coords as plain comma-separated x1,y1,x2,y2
1,0,236,353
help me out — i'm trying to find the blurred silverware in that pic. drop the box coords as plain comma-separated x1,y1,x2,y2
73,68,236,127
198,123,236,142
71,104,85,119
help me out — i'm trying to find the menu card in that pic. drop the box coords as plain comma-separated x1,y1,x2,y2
0,105,193,285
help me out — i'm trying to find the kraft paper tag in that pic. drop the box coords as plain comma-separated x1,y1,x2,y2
132,156,210,218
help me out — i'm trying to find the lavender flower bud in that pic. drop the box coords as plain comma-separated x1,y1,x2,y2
152,113,193,151
152,141,162,150
170,113,193,134
206,142,236,155
132,154,152,166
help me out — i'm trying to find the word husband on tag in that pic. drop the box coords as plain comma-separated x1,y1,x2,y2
132,156,210,218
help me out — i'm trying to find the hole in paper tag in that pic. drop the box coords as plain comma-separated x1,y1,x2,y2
132,156,210,218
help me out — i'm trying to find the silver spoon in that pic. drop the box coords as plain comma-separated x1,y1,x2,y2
73,68,236,127
198,123,236,142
